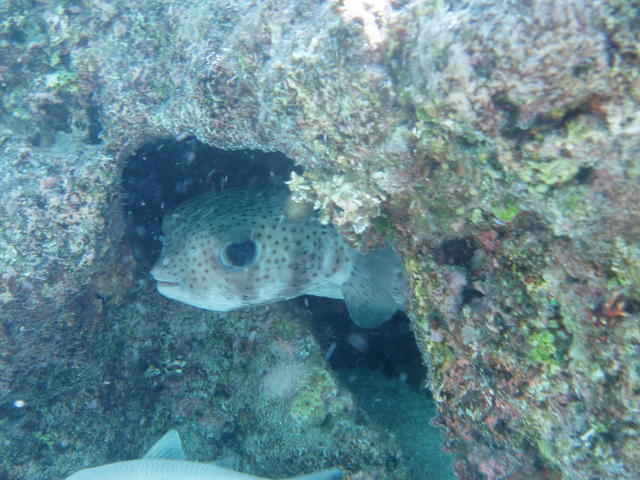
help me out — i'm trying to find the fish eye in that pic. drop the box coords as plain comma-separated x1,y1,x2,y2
219,239,258,270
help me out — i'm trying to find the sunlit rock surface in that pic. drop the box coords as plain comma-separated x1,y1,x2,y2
1,1,638,479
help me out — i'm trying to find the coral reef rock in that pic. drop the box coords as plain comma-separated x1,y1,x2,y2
1,1,638,479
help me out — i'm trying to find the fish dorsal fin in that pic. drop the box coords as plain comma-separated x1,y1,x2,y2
142,429,186,460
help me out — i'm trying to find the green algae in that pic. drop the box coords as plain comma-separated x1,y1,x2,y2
527,330,559,367
289,372,336,427
491,196,521,223
609,238,640,298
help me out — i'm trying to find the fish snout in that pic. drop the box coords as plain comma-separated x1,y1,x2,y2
150,258,182,288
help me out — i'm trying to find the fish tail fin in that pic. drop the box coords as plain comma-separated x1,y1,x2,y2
286,468,343,480
342,246,407,328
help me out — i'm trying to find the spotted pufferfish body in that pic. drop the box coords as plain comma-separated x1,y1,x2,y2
151,187,406,328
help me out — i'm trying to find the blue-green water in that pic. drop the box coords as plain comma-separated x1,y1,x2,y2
342,369,455,480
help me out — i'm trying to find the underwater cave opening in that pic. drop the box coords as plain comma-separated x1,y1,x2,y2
121,135,426,387
302,296,425,389
120,136,449,479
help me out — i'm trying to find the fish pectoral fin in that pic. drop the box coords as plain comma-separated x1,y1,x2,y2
142,429,186,460
285,468,343,480
342,247,407,328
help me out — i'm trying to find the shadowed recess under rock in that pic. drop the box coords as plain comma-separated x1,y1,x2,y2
124,137,407,328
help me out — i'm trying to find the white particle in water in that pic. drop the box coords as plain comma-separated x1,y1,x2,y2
324,342,337,361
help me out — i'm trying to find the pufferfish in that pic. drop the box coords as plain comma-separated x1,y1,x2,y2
150,187,407,328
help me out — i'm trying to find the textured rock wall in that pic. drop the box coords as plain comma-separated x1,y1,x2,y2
1,1,638,479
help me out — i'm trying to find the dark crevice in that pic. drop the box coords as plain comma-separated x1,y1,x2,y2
574,166,596,185
437,237,485,307
122,137,296,266
493,91,605,147
7,27,27,44
625,298,639,315
554,102,592,127
303,296,426,391
461,285,484,305
439,237,476,269
492,92,533,141
84,103,103,145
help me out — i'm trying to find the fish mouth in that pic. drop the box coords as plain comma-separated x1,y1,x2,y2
150,268,181,288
